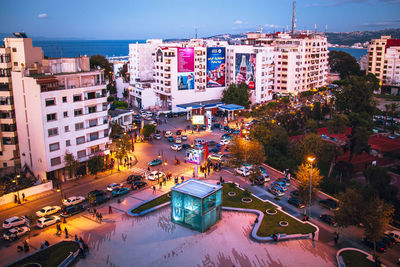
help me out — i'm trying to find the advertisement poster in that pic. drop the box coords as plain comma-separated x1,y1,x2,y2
177,72,195,90
186,149,202,165
235,53,256,89
206,47,226,88
177,48,194,73
192,115,205,125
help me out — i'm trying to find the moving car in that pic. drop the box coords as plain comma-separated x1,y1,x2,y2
221,133,231,139
181,135,187,141
164,131,172,137
87,190,109,206
62,196,85,206
36,206,61,217
168,136,174,142
319,214,336,226
223,126,231,132
235,167,251,177
175,137,182,144
127,175,143,184
171,144,183,151
213,123,222,129
112,187,130,197
147,171,165,181
2,216,28,229
36,216,60,228
220,139,230,145
268,186,285,197
132,181,147,190
287,197,305,208
107,183,123,192
208,153,223,161
148,159,162,166
154,134,161,140
319,199,338,210
60,204,86,217
3,226,30,241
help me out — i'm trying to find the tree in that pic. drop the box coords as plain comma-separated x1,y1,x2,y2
327,114,349,138
328,50,361,79
305,119,318,133
115,133,131,168
295,162,323,208
229,137,265,167
364,166,398,203
90,55,113,80
107,83,117,95
87,155,105,175
142,124,156,138
311,101,322,122
123,88,129,99
294,133,324,164
63,151,79,179
221,83,251,109
347,113,371,162
249,167,262,185
113,100,128,110
118,63,129,82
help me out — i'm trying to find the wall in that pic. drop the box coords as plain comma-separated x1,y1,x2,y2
0,181,53,206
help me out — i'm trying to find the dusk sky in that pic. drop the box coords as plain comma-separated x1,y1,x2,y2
1,0,400,39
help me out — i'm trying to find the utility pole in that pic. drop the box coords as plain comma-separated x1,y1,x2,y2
195,28,198,39
291,0,296,34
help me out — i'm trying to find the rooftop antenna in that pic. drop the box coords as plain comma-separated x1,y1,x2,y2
314,24,317,33
258,25,263,34
195,28,198,39
291,0,296,34
324,24,328,34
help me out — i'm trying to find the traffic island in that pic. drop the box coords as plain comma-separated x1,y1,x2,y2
337,248,376,267
8,241,80,267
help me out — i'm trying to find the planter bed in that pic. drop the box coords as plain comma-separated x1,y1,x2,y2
130,192,171,214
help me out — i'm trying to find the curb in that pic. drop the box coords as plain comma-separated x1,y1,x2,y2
126,191,171,216
336,247,383,267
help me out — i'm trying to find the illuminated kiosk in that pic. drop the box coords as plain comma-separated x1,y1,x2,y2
171,179,222,232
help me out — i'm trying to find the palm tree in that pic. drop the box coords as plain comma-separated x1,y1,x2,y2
63,152,79,180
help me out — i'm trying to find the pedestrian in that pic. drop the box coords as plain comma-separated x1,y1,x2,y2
152,185,156,194
163,177,166,186
22,193,25,202
208,168,210,176
79,237,84,245
148,166,150,172
108,206,112,214
93,208,97,217
44,240,49,247
181,176,184,183
64,227,69,238
75,234,79,243
40,241,45,249
96,212,99,222
14,194,17,203
312,232,315,241
205,172,207,179
99,213,103,223
159,182,162,189
56,223,61,236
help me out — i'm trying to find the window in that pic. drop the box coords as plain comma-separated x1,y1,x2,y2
45,98,55,106
50,157,61,166
49,142,60,152
48,128,58,137
46,113,57,122
74,109,83,116
13,62,18,66
89,119,97,127
62,96,67,103
76,136,85,145
63,111,68,118
65,125,70,132
77,150,86,159
75,122,84,130
3,163,7,167
87,92,95,100
88,106,96,114
104,129,108,137
73,95,82,102
66,140,71,147
90,132,99,141
12,48,16,52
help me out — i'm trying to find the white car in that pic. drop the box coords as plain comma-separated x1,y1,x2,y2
154,134,161,140
220,139,230,145
145,111,153,117
62,196,85,206
147,171,165,181
208,153,223,161
107,183,123,191
181,135,187,141
235,167,250,177
385,230,400,243
149,120,157,126
36,216,60,228
268,186,285,197
3,226,30,241
164,131,172,137
171,144,182,151
2,216,27,229
175,137,182,144
36,206,61,217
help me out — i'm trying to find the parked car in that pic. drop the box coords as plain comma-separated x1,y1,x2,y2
154,134,161,140
36,216,60,228
210,148,220,154
272,181,287,191
277,178,290,186
220,139,230,145
207,141,217,146
60,204,86,217
208,153,223,161
194,139,205,145
176,130,182,135
2,216,28,229
384,230,400,243
181,135,187,141
132,181,147,190
164,131,172,137
223,126,231,131
319,199,338,210
36,206,61,217
214,123,222,129
268,186,285,197
290,190,299,198
62,196,85,206
175,137,182,144
319,214,337,226
171,144,183,151
361,238,387,252
3,226,30,241
127,175,143,184
168,136,174,142
235,167,251,177
287,197,305,208
253,176,266,185
382,234,396,247
112,187,130,197
221,133,231,139
148,159,162,166
107,183,123,192
182,144,191,149
147,171,165,181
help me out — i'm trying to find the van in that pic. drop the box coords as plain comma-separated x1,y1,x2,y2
385,230,400,243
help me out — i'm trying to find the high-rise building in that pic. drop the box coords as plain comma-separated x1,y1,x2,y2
0,34,43,171
12,57,110,181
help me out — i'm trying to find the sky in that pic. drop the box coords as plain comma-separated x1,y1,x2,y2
0,0,400,40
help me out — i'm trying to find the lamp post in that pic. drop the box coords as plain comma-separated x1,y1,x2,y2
307,156,315,219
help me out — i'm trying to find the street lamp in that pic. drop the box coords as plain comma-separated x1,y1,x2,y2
307,156,315,219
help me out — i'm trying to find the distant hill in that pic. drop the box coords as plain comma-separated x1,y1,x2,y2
326,29,400,46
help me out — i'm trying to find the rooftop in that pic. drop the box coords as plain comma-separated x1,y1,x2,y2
176,99,224,110
218,104,245,111
109,109,135,118
172,179,222,198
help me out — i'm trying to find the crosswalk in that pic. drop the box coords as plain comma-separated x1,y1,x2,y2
129,166,148,176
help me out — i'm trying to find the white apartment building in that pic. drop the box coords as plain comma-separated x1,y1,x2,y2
0,35,43,171
12,59,109,181
385,46,400,87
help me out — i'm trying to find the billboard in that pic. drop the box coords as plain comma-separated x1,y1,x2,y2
206,47,226,88
192,115,204,125
186,149,202,165
177,72,195,90
178,48,194,73
235,53,256,89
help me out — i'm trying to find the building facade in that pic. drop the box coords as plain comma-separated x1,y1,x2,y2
12,60,109,181
0,35,43,171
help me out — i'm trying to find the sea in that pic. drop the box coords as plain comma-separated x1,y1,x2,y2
2,39,368,59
